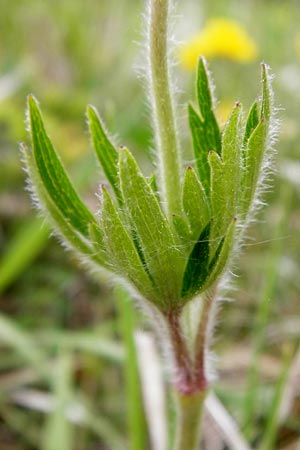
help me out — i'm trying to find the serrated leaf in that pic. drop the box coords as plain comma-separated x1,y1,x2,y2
28,96,95,236
203,217,237,290
243,100,259,145
22,145,95,257
188,58,221,195
182,166,210,241
87,105,121,201
181,222,211,298
240,120,267,216
118,148,184,307
99,186,155,301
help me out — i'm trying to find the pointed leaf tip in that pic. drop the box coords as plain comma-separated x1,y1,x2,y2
27,96,95,236
87,105,121,202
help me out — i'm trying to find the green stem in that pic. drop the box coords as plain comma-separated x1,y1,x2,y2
173,391,207,450
149,0,181,218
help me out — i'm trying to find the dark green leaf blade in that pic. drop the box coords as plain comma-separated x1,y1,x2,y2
188,58,221,194
22,144,95,257
188,104,211,194
27,95,95,236
243,100,259,145
87,105,121,201
196,57,222,156
181,222,211,298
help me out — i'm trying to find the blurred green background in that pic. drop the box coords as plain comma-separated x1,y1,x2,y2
0,0,299,449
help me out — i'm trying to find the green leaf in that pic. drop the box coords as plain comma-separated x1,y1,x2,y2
208,102,242,255
99,186,155,301
203,217,237,290
172,214,191,242
260,63,272,122
189,57,221,195
243,100,259,145
118,148,184,308
182,166,210,241
222,102,243,214
196,58,222,156
88,222,109,266
22,145,95,257
240,120,267,217
188,104,210,194
181,222,211,298
27,96,95,236
207,151,227,254
87,105,121,201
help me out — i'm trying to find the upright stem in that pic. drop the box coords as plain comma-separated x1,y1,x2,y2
194,289,217,380
148,0,181,218
165,290,218,450
173,391,207,450
166,310,208,450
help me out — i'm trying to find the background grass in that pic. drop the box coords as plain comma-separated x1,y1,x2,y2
0,0,299,449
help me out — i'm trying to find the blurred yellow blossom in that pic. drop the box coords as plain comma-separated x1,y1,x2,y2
180,18,258,70
216,101,235,127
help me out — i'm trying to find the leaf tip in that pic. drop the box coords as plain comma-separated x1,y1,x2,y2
86,104,96,118
27,94,39,114
118,146,132,166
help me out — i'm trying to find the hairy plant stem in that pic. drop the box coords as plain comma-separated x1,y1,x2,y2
165,290,217,450
149,0,181,218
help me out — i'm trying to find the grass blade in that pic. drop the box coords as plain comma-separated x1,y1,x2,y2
259,345,297,450
42,353,74,450
0,218,49,294
116,286,147,450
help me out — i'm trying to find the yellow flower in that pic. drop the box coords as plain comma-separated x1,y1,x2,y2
180,18,258,70
216,101,235,127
